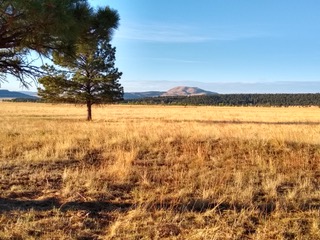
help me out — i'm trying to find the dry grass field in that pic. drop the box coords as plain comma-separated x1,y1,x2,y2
1,102,320,239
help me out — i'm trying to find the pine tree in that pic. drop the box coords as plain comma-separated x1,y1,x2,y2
38,7,122,121
0,0,91,86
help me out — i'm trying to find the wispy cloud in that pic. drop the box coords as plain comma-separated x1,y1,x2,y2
115,22,269,43
116,23,210,43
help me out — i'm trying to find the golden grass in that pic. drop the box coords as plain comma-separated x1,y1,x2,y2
0,102,320,239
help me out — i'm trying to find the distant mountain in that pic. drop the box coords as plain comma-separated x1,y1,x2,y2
2,87,217,100
124,91,165,99
18,91,38,97
161,86,217,97
124,86,217,99
0,90,38,99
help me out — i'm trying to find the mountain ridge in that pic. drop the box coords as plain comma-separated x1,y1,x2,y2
124,86,217,99
0,90,38,99
161,86,217,97
1,86,217,100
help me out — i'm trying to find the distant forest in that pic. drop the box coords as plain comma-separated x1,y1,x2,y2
7,93,320,106
123,94,320,106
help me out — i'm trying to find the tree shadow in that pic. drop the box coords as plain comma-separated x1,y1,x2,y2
164,119,320,125
5,196,319,216
0,197,132,213
0,197,267,215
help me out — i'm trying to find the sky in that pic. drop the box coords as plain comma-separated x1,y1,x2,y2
2,0,320,93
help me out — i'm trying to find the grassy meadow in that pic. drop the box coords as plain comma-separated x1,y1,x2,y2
1,102,320,239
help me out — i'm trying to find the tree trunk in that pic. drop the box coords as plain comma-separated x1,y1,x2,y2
86,100,92,121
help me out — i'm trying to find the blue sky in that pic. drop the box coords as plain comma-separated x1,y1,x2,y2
2,0,320,93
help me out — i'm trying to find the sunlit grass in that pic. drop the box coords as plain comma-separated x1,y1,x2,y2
0,102,320,239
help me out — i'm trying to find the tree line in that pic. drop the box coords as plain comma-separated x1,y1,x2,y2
124,94,320,107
